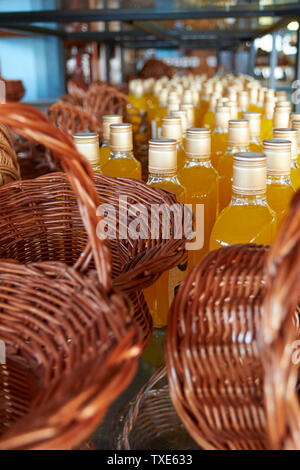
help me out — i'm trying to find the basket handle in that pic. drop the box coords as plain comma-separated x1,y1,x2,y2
0,102,112,292
261,190,300,449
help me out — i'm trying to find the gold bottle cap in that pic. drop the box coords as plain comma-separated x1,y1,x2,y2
264,97,275,119
185,128,211,159
182,89,193,105
242,112,261,138
237,90,249,111
227,101,238,119
168,91,179,102
110,123,133,152
73,132,99,166
159,88,168,105
273,107,290,129
170,110,188,134
276,100,291,110
161,116,182,143
228,119,250,147
148,138,177,175
273,128,298,161
233,152,266,196
226,88,238,102
263,138,291,176
288,120,300,145
275,90,287,100
180,103,195,127
290,112,300,125
247,85,259,103
214,106,230,130
102,114,123,141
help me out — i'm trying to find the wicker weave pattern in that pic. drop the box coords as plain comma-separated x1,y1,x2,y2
48,102,101,135
0,103,142,449
166,244,273,450
261,191,300,450
0,123,20,185
84,85,128,122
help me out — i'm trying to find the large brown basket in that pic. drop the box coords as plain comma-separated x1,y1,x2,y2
165,236,300,450
260,191,300,450
114,366,199,450
0,104,190,346
0,103,143,450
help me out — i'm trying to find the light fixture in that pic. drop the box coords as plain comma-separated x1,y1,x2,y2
287,21,299,31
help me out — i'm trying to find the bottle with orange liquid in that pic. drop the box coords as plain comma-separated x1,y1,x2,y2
273,102,290,129
73,132,101,172
102,123,141,179
261,96,275,141
170,109,188,149
237,90,249,117
128,79,147,112
178,128,219,267
203,94,220,130
216,119,250,211
273,128,300,190
211,105,231,168
180,103,195,129
210,152,276,250
100,115,122,168
243,112,262,152
143,138,186,328
161,116,186,171
264,138,295,232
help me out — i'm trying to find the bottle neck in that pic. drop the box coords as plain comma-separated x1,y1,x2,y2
227,144,249,153
267,174,292,185
213,126,227,134
250,136,260,144
184,157,212,168
147,172,179,183
231,192,267,206
110,150,134,159
102,139,109,147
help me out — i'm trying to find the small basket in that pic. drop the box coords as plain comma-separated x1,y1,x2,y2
48,102,101,135
0,103,143,450
84,85,128,122
165,239,300,450
113,367,199,450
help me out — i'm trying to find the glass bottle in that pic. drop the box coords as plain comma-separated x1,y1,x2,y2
273,128,300,190
73,132,101,172
178,128,219,267
143,138,186,328
216,119,250,211
210,152,276,250
161,116,185,171
263,138,295,232
102,123,141,179
243,111,262,152
100,114,122,168
211,105,231,168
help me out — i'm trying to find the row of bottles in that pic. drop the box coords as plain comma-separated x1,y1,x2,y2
72,73,300,330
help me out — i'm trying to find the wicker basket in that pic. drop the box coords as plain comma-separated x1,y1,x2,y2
84,85,128,122
48,102,101,135
260,191,300,450
0,103,143,450
0,123,20,185
0,103,190,346
165,239,300,450
113,367,199,450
